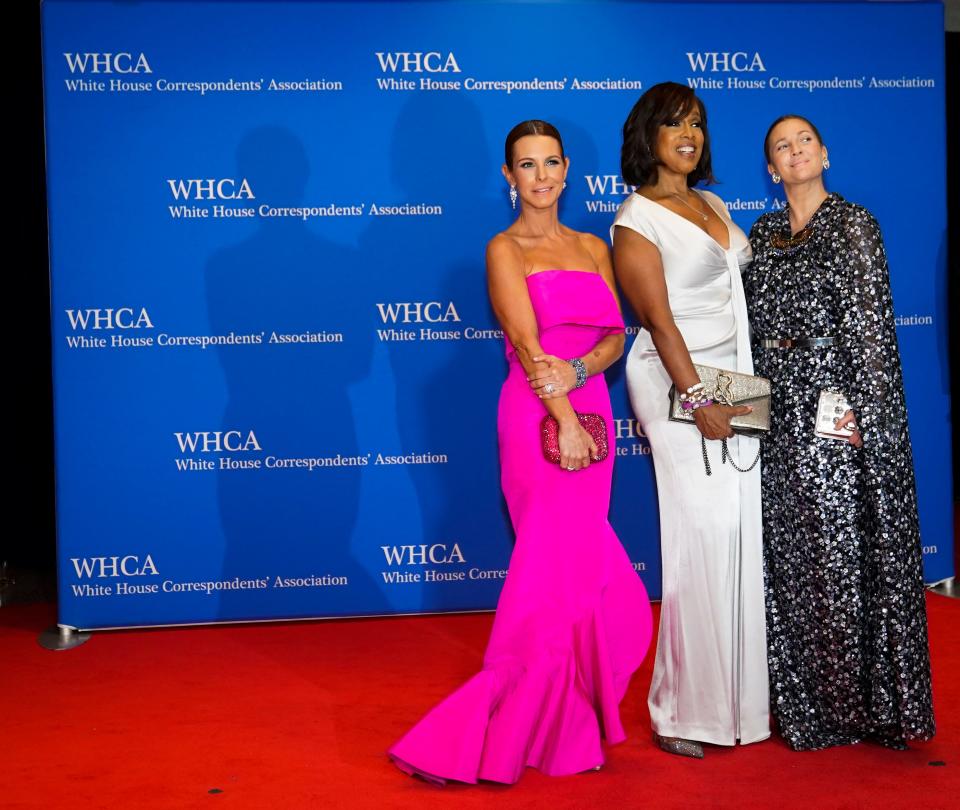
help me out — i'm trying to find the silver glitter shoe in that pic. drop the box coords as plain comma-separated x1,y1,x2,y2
653,732,704,759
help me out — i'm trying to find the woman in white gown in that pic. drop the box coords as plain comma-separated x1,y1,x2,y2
611,83,769,757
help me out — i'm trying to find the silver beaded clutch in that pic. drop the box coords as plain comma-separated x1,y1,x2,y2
668,364,771,435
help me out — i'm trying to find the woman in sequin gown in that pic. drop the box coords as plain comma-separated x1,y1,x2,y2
744,115,934,751
388,121,652,784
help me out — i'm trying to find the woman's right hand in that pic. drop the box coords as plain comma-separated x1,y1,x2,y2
558,420,598,471
693,403,753,440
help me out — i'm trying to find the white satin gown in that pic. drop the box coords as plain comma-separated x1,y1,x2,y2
611,190,770,746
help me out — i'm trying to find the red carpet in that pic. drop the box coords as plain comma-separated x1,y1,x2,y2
3,595,957,809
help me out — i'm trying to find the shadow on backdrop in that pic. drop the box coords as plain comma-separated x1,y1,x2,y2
359,93,512,613
206,126,381,620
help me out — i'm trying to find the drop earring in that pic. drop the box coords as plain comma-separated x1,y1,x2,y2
822,157,830,170
771,172,781,184
562,181,567,190
509,185,518,209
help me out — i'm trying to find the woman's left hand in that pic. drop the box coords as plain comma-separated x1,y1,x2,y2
835,409,863,447
528,355,578,399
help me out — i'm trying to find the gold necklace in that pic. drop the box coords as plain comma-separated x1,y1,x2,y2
770,225,814,250
669,192,708,221
772,193,830,250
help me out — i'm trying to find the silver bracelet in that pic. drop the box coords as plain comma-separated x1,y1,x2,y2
567,357,587,389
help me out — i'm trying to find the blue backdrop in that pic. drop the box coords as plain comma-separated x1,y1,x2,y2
42,0,951,630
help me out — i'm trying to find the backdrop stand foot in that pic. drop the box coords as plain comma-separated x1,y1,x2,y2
928,577,957,599
38,624,91,650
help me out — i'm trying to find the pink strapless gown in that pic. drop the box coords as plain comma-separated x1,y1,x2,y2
388,270,653,784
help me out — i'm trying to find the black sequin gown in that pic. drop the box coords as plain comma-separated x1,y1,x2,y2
744,193,934,751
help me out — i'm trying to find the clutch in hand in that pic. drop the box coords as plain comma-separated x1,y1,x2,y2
668,364,771,435
541,413,609,464
815,389,855,440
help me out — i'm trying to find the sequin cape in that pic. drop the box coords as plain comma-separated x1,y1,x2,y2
744,193,934,750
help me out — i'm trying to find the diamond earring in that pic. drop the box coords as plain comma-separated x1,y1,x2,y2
509,185,518,209
822,157,830,170
562,181,567,190
772,172,781,184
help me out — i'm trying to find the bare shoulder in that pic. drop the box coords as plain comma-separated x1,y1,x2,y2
575,231,610,264
486,232,522,261
486,232,525,275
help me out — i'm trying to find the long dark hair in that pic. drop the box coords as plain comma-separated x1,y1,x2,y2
621,82,715,188
504,119,564,167
763,114,825,162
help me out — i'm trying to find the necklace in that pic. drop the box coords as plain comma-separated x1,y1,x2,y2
772,192,830,250
669,192,708,221
770,225,814,250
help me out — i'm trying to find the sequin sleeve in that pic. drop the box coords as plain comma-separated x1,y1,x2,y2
747,216,769,263
835,205,906,451
745,214,773,284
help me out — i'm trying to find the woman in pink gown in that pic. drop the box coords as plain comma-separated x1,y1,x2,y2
388,120,653,785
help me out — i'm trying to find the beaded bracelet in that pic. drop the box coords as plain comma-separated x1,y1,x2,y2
682,397,714,412
567,357,587,389
681,389,708,405
679,382,705,403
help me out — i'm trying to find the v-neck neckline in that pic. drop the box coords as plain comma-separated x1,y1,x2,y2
779,191,840,235
634,189,732,252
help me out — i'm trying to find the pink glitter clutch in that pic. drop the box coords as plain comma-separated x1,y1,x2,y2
540,413,609,464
